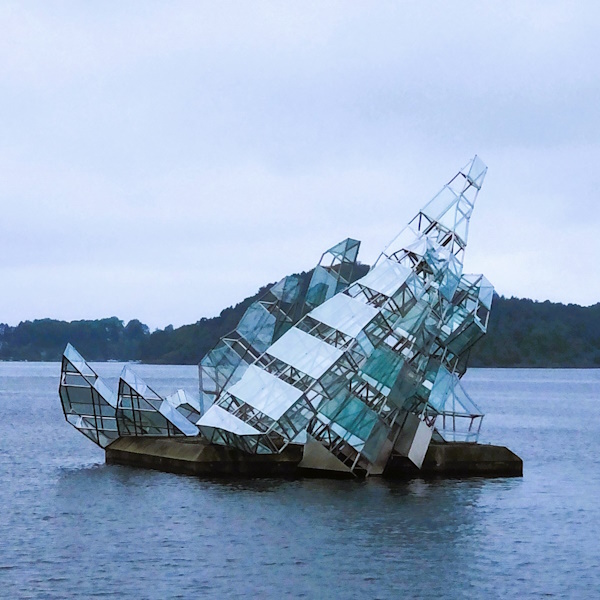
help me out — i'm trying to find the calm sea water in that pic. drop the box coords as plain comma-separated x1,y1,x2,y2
0,363,599,599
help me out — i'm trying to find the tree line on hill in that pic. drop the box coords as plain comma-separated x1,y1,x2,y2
1,268,599,367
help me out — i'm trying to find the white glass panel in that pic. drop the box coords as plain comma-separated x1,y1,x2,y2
329,421,365,451
165,389,201,412
93,378,117,407
197,405,260,435
422,186,458,222
120,367,149,395
64,344,96,378
403,236,428,257
267,328,343,380
467,155,487,189
355,257,411,297
308,293,378,338
478,276,494,309
379,224,421,262
227,365,303,420
158,401,199,436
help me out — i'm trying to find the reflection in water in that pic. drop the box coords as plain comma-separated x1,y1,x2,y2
0,363,598,599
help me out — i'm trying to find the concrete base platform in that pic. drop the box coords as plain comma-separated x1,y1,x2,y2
384,442,523,478
106,436,303,477
106,437,523,479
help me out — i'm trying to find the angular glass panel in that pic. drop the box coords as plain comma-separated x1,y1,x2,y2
270,275,301,303
361,419,390,464
198,405,260,435
466,155,488,189
116,367,199,437
304,265,339,308
63,343,96,379
422,186,459,223
235,303,277,352
227,365,304,421
308,293,378,338
59,345,120,448
165,389,201,413
267,328,343,380
439,269,461,302
327,238,360,263
321,395,378,442
403,235,429,257
158,401,199,436
361,345,404,390
427,366,453,413
355,257,411,297
392,300,429,337
93,378,117,408
478,276,494,310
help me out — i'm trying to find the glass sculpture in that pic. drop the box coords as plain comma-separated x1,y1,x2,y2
59,156,493,476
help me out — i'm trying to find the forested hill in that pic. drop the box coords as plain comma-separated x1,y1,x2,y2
1,275,599,367
470,297,600,367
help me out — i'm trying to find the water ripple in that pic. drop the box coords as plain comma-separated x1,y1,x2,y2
0,364,599,598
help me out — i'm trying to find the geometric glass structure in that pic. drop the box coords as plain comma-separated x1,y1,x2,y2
197,156,493,475
116,367,200,437
59,156,494,478
304,238,361,310
198,238,361,414
60,347,201,446
59,343,121,448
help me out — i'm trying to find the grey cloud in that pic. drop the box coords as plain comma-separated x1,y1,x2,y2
1,1,599,327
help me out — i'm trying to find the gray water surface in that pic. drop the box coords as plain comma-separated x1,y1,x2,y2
1,364,599,599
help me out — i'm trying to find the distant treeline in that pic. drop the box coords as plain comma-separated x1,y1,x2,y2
0,281,278,364
1,270,599,367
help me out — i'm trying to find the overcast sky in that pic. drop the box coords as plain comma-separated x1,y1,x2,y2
1,1,599,329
